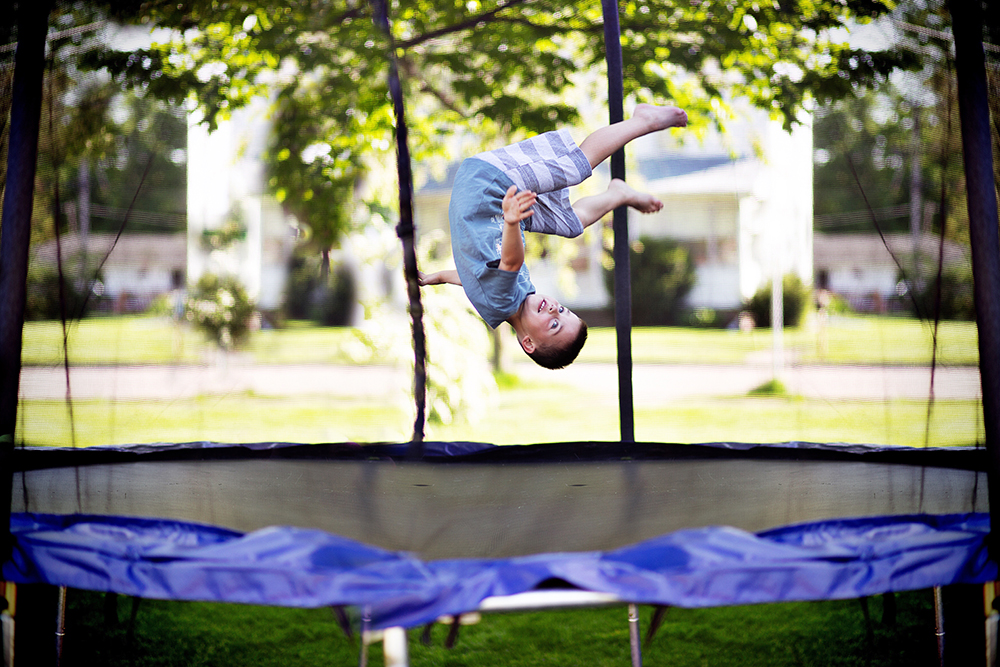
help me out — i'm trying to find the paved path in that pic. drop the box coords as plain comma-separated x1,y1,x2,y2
20,361,982,403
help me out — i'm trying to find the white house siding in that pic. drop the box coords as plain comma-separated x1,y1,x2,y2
33,233,186,296
827,266,899,296
755,116,814,293
187,98,296,312
813,232,969,311
630,190,743,310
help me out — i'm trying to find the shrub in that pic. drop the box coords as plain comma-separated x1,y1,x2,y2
816,289,853,316
285,251,356,326
604,237,696,325
914,265,975,321
184,273,256,349
25,260,97,321
746,274,811,327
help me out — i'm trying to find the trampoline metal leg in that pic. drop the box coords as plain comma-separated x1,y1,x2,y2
55,586,66,667
987,610,998,667
934,586,945,667
628,603,642,667
1,611,11,667
383,627,409,667
359,606,371,667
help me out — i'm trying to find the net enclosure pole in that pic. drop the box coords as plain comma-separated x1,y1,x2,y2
373,0,426,456
948,0,1000,549
602,2,641,661
601,0,635,443
0,1,53,559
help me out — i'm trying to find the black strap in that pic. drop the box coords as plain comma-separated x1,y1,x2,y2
373,0,426,455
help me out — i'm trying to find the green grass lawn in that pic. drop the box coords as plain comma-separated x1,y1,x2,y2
23,316,206,365
21,317,368,367
579,316,978,366
22,313,980,367
19,313,984,447
20,388,983,448
55,588,938,667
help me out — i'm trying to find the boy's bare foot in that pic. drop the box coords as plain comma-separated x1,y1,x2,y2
633,103,688,131
610,178,663,213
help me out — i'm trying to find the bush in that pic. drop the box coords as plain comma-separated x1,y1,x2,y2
747,274,811,327
25,260,97,321
604,237,696,325
285,251,356,326
913,265,975,321
816,289,853,316
184,273,256,349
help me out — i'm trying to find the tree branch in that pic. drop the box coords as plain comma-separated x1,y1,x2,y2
398,0,534,50
398,55,463,114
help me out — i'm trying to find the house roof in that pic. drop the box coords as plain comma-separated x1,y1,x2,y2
33,232,187,269
813,232,969,269
643,158,758,196
635,153,742,182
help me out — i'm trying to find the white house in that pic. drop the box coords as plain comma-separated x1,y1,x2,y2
186,96,298,312
32,232,186,312
636,114,813,312
813,231,969,312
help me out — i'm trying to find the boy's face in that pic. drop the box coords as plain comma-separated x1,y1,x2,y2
518,293,582,354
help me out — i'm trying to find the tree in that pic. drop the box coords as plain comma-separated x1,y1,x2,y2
2,5,189,245
82,0,918,257
264,76,365,277
813,92,914,233
813,0,996,257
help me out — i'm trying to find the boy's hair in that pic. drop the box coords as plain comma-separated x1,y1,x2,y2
527,320,588,370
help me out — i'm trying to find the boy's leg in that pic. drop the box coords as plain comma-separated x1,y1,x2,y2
577,104,687,169
572,179,663,229
473,129,592,196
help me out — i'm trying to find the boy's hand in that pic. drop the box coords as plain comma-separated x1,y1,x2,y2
419,270,461,286
502,185,536,225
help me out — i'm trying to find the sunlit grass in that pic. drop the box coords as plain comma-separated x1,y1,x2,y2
22,316,204,365
580,316,978,366
20,394,413,447
17,313,984,448
633,397,982,448
20,387,983,449
22,316,369,366
22,313,980,367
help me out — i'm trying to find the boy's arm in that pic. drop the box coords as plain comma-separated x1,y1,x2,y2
419,269,461,286
498,185,536,273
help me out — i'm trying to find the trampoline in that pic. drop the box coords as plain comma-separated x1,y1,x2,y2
2,1,1000,666
4,440,995,630
9,440,989,559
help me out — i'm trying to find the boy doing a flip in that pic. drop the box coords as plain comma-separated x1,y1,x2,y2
420,104,688,369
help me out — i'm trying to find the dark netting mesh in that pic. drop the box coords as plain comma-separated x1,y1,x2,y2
3,4,995,451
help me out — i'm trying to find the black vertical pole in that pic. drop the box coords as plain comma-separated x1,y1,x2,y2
601,0,635,443
948,0,1000,551
0,1,53,559
373,0,426,457
602,3,641,663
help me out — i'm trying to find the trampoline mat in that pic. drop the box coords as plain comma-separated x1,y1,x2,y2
11,441,987,560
